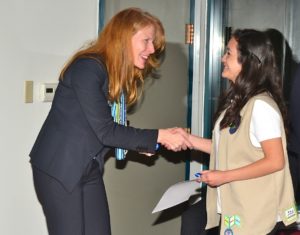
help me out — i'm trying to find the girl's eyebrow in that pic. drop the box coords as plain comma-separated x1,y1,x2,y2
224,47,230,53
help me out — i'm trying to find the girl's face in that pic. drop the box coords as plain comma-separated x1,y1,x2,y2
221,37,242,83
131,25,155,69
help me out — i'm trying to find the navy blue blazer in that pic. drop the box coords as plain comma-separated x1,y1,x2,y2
30,57,158,192
288,65,300,155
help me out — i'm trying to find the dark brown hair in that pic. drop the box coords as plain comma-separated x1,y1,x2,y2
215,29,287,131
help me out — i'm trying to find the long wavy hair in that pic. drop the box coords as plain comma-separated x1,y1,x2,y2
60,7,165,106
214,29,287,131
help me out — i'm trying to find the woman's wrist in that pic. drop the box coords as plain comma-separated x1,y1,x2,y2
157,129,166,144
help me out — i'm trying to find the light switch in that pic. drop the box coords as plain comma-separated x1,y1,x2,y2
40,82,58,102
24,80,33,103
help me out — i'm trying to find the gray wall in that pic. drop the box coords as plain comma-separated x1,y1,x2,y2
290,0,300,61
227,0,300,61
0,1,99,234
228,0,288,32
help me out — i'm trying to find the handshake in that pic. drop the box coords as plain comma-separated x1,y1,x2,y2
157,127,193,152
140,128,194,157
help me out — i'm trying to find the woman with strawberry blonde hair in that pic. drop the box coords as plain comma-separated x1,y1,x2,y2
30,8,191,235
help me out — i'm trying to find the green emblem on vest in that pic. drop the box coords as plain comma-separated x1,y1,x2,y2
224,215,241,229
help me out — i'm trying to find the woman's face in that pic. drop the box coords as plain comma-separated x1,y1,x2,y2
221,37,242,82
131,25,155,69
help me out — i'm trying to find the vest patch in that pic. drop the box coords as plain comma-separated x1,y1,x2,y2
224,215,241,228
284,206,297,221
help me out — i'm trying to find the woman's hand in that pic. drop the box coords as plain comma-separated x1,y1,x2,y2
158,128,192,151
139,152,154,157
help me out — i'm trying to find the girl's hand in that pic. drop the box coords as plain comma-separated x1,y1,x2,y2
196,170,228,187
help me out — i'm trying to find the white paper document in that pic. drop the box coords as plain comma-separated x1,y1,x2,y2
152,180,201,213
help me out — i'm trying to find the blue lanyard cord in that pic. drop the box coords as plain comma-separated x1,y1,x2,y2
111,92,127,160
111,93,159,159
120,92,126,126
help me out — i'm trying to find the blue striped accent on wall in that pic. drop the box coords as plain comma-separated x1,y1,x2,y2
185,0,195,180
98,0,105,33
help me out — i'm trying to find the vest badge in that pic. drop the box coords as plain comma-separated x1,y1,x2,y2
229,123,239,134
284,206,297,221
224,215,241,234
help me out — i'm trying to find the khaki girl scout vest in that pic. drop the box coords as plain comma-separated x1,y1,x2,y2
206,93,297,235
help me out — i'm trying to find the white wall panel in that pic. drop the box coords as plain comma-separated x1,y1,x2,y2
0,1,99,234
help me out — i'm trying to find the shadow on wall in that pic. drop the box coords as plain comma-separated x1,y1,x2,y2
127,41,186,116
264,28,300,103
265,28,300,216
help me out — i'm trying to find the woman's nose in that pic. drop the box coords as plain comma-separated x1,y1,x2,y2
148,42,155,54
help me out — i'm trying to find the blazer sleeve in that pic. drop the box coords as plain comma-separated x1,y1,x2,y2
70,58,158,153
